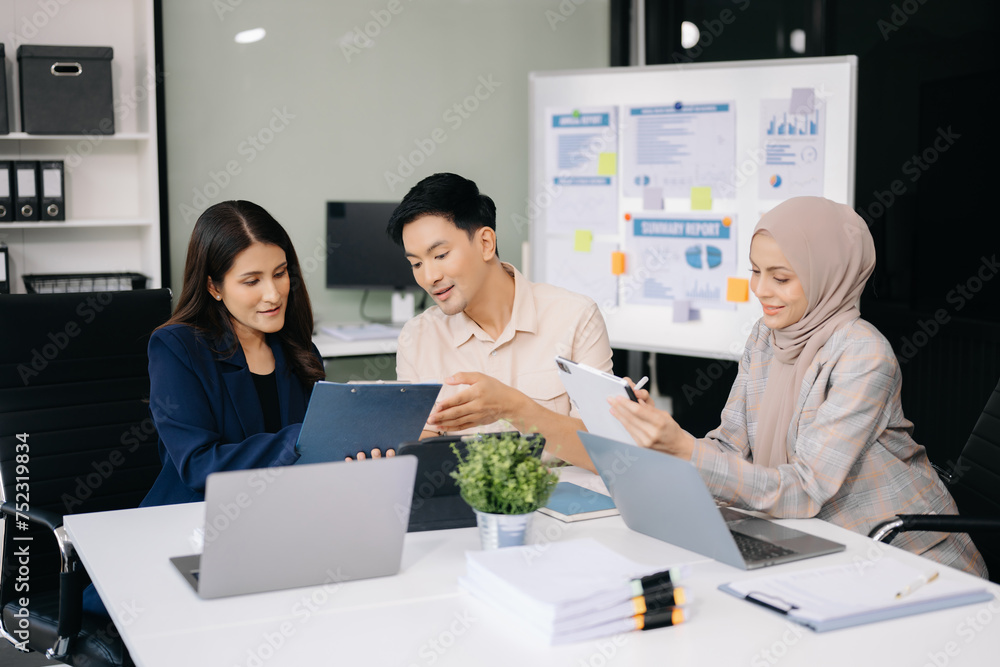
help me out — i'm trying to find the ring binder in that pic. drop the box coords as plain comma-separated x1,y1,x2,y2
39,160,65,221
0,161,13,221
13,161,39,221
0,243,10,293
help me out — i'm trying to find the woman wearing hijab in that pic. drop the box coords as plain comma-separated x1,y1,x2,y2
609,196,986,576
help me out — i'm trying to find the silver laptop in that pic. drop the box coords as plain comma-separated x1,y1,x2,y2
170,456,417,598
579,432,845,569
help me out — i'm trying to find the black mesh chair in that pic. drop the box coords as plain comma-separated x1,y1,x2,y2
869,376,1000,582
0,289,171,666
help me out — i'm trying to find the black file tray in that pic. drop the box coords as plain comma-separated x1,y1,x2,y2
23,272,148,293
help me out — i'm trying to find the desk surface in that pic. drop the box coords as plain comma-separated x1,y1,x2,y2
65,473,1000,667
312,331,399,358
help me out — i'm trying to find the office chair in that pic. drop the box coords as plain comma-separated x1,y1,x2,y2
0,289,172,666
869,375,1000,582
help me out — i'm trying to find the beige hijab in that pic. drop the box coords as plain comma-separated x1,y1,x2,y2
752,197,876,468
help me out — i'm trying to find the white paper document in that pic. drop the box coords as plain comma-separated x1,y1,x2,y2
622,212,737,309
543,106,620,235
758,95,826,198
720,557,992,632
622,102,736,199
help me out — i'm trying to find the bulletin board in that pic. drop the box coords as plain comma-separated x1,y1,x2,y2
528,56,857,360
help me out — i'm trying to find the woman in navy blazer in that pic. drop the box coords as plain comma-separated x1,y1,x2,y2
84,200,325,618
141,200,325,506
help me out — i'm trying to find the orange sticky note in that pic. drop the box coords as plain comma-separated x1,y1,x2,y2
611,251,626,275
726,277,749,302
573,230,593,252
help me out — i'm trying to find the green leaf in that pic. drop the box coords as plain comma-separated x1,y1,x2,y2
450,432,559,514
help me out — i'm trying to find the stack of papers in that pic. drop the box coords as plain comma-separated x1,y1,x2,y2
460,538,689,644
720,557,993,632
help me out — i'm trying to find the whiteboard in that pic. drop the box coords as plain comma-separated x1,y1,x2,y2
529,56,857,360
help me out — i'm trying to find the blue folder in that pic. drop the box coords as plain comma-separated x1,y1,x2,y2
295,381,441,464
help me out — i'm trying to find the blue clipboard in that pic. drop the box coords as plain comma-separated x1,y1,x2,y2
295,382,441,464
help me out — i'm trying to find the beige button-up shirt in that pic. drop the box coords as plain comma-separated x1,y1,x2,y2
396,263,613,434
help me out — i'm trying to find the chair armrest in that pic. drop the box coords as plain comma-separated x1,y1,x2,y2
869,514,1000,543
0,501,84,656
930,462,955,485
0,501,64,533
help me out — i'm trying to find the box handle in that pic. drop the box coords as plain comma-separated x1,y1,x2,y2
51,62,83,76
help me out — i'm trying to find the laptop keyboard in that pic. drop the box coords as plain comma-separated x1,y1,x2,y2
731,530,796,562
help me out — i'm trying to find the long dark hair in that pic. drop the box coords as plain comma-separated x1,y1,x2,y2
162,200,325,386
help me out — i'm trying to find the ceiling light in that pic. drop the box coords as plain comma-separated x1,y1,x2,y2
790,29,806,54
681,21,700,50
235,28,266,44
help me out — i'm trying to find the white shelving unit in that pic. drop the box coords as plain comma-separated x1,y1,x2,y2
0,0,160,292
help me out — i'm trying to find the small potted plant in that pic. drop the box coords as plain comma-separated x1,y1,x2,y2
450,431,559,549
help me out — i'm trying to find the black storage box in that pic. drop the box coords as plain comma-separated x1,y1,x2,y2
17,45,114,135
1,44,9,134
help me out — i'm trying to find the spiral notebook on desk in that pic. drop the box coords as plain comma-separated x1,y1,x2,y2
719,557,993,632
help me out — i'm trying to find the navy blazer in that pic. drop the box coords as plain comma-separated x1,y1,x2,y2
140,323,320,507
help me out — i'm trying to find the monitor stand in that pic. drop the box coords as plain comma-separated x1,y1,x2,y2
391,291,415,324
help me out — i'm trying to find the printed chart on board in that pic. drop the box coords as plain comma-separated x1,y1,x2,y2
758,92,827,198
622,213,737,309
622,102,736,199
543,106,619,235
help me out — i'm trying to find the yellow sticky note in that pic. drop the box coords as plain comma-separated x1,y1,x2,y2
691,186,712,210
597,153,617,176
573,230,593,252
726,277,749,302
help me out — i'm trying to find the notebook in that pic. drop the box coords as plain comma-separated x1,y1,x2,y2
579,431,845,569
396,432,545,532
537,481,619,523
295,381,441,463
170,457,416,598
719,557,993,631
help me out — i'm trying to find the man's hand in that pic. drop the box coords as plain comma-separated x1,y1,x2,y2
426,372,525,432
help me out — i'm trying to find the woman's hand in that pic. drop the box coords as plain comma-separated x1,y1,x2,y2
608,395,695,461
347,448,395,461
624,377,652,405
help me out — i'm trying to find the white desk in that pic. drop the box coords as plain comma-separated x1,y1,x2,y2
65,497,1000,666
312,331,399,358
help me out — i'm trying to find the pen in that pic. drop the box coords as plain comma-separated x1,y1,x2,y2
895,570,939,599
633,376,649,392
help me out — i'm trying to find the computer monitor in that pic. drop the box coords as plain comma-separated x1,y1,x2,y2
325,201,417,291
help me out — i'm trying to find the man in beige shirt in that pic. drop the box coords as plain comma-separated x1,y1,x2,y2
386,172,613,469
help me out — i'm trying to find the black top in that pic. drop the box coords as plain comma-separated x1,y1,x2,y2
251,370,281,433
